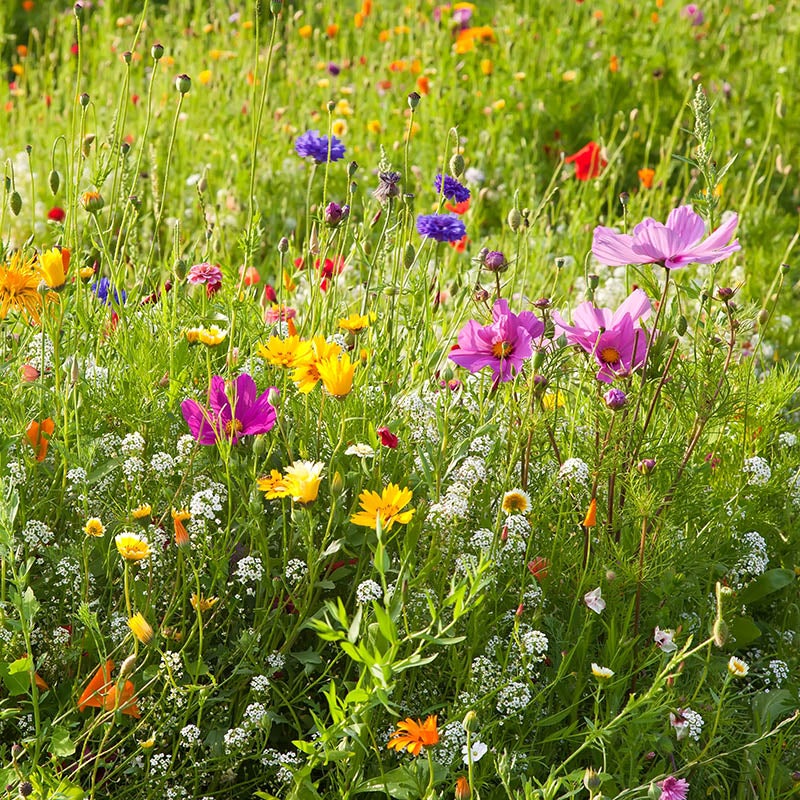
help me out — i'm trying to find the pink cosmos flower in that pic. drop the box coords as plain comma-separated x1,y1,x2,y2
448,298,545,383
592,205,740,270
552,289,652,383
657,776,690,800
186,262,223,296
584,587,606,614
181,373,277,445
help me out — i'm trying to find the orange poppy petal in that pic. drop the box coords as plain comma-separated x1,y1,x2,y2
78,660,115,710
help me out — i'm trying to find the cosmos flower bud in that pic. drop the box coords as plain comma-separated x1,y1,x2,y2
603,388,627,410
636,458,656,475
583,768,601,791
483,251,507,272
151,42,164,60
175,74,191,94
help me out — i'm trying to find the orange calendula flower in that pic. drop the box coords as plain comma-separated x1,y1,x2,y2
172,509,191,547
638,168,655,189
387,714,439,756
454,26,496,55
351,483,415,531
583,498,597,527
455,776,471,800
26,418,55,461
0,251,42,324
78,660,140,718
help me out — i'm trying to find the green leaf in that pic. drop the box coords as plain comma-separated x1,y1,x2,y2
753,689,797,727
50,726,77,757
0,661,29,695
9,656,32,674
728,616,762,647
737,569,795,605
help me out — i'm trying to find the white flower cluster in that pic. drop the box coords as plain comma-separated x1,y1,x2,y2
767,659,789,688
356,579,383,604
427,483,470,527
394,390,438,443
682,708,704,741
236,556,264,592
470,528,494,551
190,483,227,522
24,332,54,373
251,674,271,694
149,752,172,776
179,724,201,747
503,514,531,539
21,519,55,548
121,432,146,457
496,680,533,716
451,456,487,488
150,451,176,476
224,726,250,753
265,651,286,675
519,627,549,661
285,558,307,584
260,748,302,782
244,701,270,727
778,431,797,448
433,720,467,766
469,435,495,459
735,531,769,576
161,650,184,679
558,458,590,486
176,434,196,461
742,456,771,486
122,457,145,482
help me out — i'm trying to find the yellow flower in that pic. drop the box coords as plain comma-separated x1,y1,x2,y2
387,715,438,756
727,656,749,677
184,327,203,344
292,336,342,393
198,325,227,346
367,119,382,135
128,612,154,644
139,736,156,750
172,508,191,547
318,353,356,398
115,533,151,562
38,247,69,290
198,69,212,85
542,391,565,411
351,483,415,531
284,460,324,504
79,266,94,281
334,98,353,116
257,335,310,368
332,119,348,137
338,311,374,333
501,489,530,515
131,504,152,520
84,518,106,538
191,593,219,613
0,251,42,324
298,24,312,38
257,469,293,499
480,59,493,75
591,663,614,680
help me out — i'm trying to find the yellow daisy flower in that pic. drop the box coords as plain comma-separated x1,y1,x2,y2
351,483,415,531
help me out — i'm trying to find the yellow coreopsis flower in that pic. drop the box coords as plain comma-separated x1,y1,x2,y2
351,483,415,531
0,251,42,324
284,460,324,504
115,533,151,562
257,335,310,368
257,469,292,499
84,518,106,538
338,311,375,334
128,612,154,644
318,353,356,398
191,593,219,613
131,504,152,520
292,336,342,393
198,325,227,346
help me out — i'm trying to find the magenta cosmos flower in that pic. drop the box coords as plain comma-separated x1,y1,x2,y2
592,205,740,269
552,289,651,383
181,373,277,445
448,298,544,383
657,776,690,800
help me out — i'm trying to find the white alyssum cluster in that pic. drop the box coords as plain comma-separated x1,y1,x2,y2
742,456,771,486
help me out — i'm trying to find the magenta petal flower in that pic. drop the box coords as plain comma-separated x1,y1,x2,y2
181,373,277,445
552,289,652,383
657,776,690,800
449,298,545,383
592,205,740,269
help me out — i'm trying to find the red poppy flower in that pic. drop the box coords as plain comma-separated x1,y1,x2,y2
47,207,66,223
445,198,470,215
78,660,140,718
565,141,607,180
527,557,549,581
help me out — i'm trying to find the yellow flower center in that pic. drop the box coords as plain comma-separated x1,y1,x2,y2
492,340,513,358
225,418,243,436
599,347,621,364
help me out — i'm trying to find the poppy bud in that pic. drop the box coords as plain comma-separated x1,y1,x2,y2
270,0,282,12
74,3,83,19
403,243,415,269
278,236,289,254
48,169,60,195
175,74,191,94
676,315,688,336
9,191,22,216
588,274,600,289
348,161,358,178
450,153,465,177
407,91,421,110
151,42,164,60
757,308,769,326
122,50,132,64
79,92,90,107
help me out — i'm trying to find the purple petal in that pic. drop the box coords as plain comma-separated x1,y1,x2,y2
591,226,640,266
208,376,231,419
239,390,278,435
631,223,681,262
570,302,612,334
181,399,218,445
230,373,257,416
664,205,706,246
517,310,545,340
611,288,652,326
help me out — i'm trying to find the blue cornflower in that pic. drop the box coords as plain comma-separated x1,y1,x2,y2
92,277,127,306
434,173,470,204
416,214,467,243
295,130,346,163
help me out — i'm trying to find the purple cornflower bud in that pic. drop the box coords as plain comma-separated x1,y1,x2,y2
603,388,628,410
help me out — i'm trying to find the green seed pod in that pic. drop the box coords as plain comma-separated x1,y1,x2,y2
507,207,522,232
403,242,415,268
48,170,60,195
450,153,465,178
9,190,22,216
175,74,191,95
676,315,688,336
151,43,164,61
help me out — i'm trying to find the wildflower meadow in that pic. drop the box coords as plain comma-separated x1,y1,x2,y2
1,1,800,798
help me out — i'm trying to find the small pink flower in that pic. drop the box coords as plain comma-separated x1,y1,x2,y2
377,426,398,449
657,776,690,800
584,587,606,614
654,626,678,653
186,262,223,296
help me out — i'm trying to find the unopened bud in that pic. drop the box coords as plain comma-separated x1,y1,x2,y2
619,191,629,207
712,617,728,648
252,434,268,456
330,471,344,496
507,207,522,232
74,3,84,19
326,100,336,113
403,242,416,269
267,387,280,407
270,0,282,12
347,160,358,178
308,225,319,255
9,191,22,216
462,710,478,732
757,308,769,326
48,169,60,195
151,42,164,60
278,236,289,254
450,153,465,177
175,74,191,94
407,91,421,110
637,458,656,475
676,315,688,336
583,768,601,791
588,274,600,289
122,50,132,64
79,92,90,108
119,654,137,679
121,141,131,156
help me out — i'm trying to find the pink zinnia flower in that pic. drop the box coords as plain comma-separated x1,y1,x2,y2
552,289,652,384
592,205,739,270
657,776,690,800
448,298,544,383
186,262,223,296
181,373,277,445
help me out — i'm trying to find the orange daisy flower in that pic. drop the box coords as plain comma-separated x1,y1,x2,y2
386,714,439,756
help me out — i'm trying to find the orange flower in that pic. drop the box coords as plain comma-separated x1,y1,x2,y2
527,556,549,581
609,54,619,73
326,23,339,38
78,660,140,718
387,715,439,756
583,498,597,527
455,776,471,800
172,509,191,547
416,75,430,94
445,198,470,215
638,168,655,189
26,418,54,462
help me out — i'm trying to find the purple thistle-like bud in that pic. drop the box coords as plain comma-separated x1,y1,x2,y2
604,388,628,410
637,458,657,475
374,171,401,203
483,250,507,272
324,202,345,225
